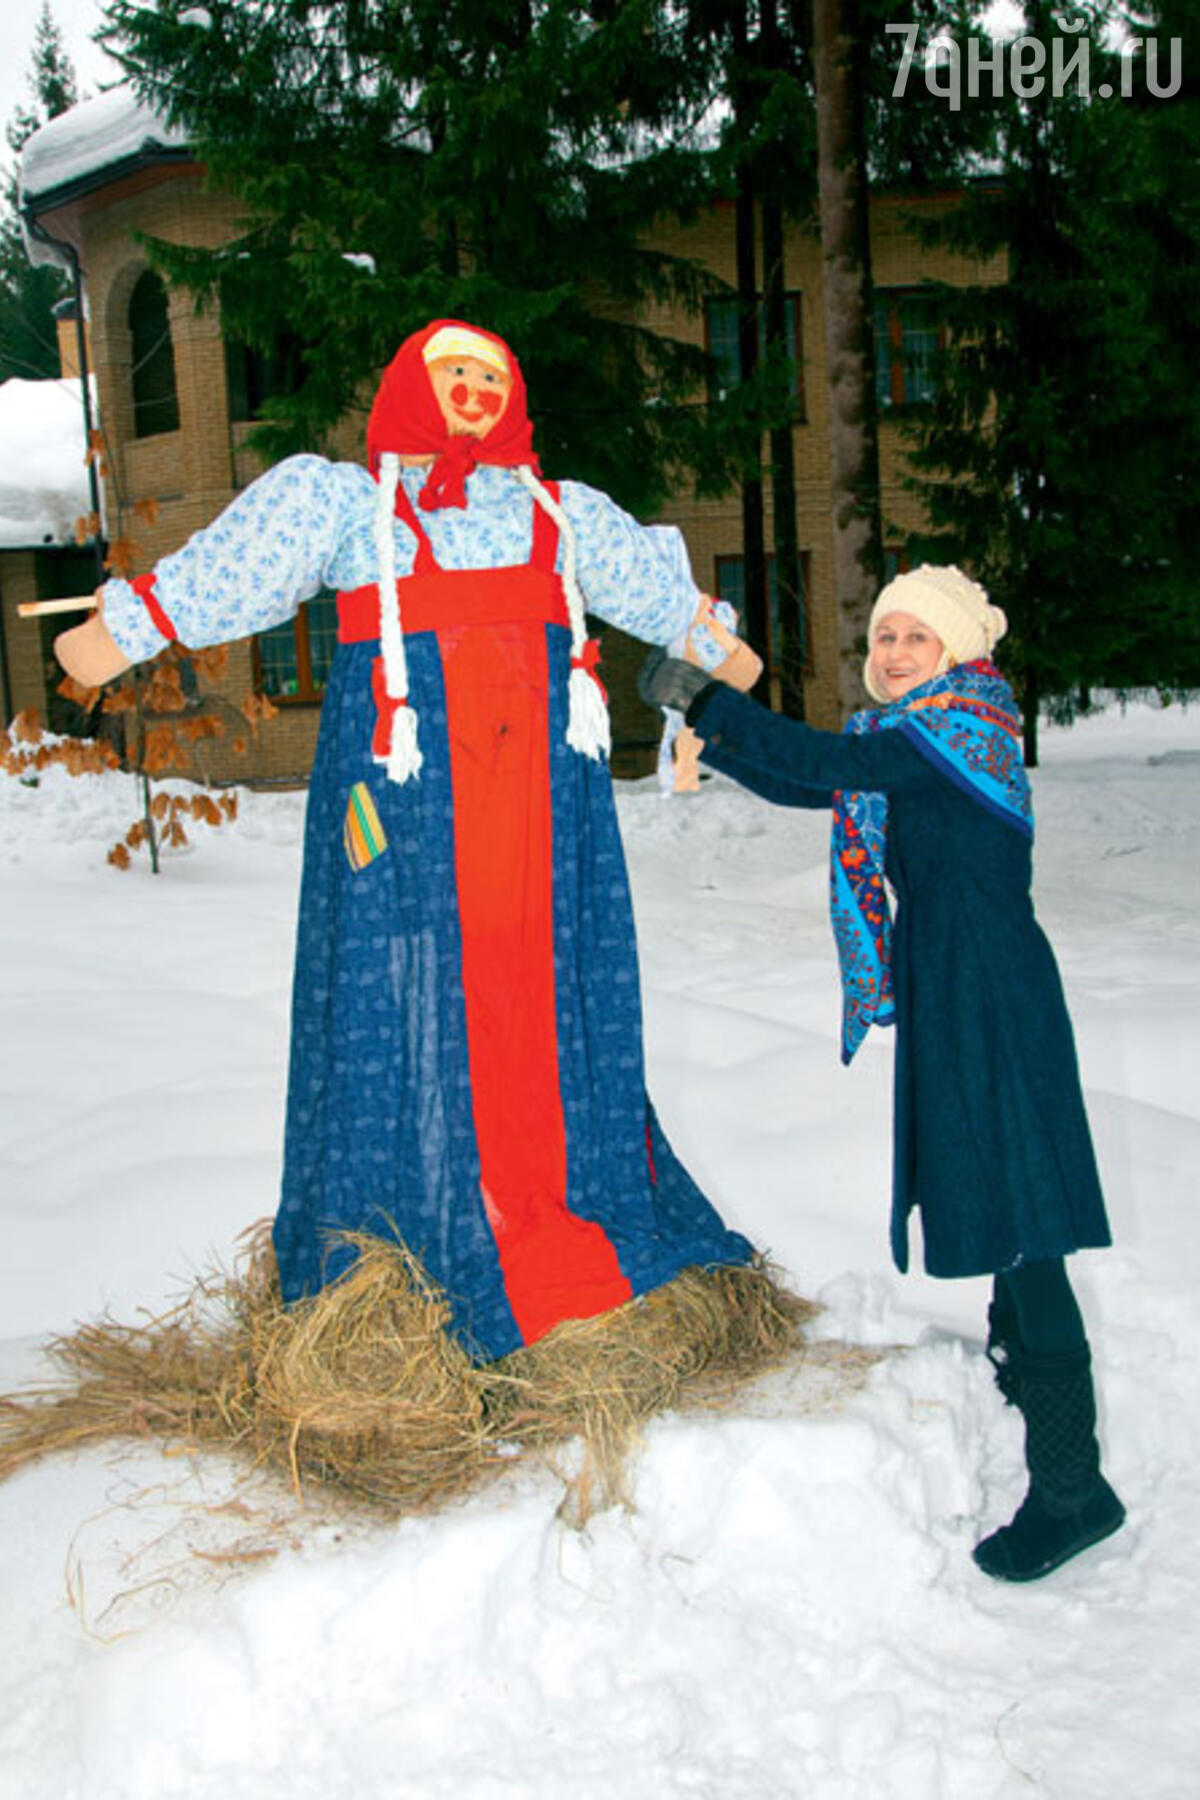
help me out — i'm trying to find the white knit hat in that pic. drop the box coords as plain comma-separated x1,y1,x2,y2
864,564,1007,702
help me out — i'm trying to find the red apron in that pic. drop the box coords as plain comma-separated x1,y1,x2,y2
337,485,633,1343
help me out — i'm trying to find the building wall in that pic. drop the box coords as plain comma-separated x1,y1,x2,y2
1,546,108,731
58,166,340,781
30,162,1004,778
641,192,1005,731
0,555,50,721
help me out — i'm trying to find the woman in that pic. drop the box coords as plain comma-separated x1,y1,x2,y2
639,564,1125,1583
55,318,754,1363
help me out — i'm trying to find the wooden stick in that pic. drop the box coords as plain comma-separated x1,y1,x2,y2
17,595,98,619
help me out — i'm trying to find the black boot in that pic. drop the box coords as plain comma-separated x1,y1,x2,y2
974,1345,1125,1583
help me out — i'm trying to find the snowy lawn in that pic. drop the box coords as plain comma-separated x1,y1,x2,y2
1,698,1197,1800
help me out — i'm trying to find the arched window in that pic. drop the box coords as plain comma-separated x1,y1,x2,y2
129,271,179,437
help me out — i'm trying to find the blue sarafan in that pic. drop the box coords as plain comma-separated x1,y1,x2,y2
274,488,752,1361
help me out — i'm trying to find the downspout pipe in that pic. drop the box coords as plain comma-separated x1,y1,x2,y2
21,210,107,587
0,572,14,726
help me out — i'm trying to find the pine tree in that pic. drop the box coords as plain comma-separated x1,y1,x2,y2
0,4,80,382
99,0,757,517
28,0,79,118
681,1,986,719
895,2,1200,759
665,0,819,711
744,0,812,719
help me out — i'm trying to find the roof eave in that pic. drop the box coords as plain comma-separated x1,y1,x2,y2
22,143,198,220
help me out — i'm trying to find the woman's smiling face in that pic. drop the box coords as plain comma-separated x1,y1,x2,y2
427,355,512,438
867,610,947,701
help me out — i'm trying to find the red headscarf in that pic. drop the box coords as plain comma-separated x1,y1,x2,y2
366,318,539,511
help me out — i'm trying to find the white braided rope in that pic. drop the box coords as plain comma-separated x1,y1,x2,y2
513,465,610,762
373,451,423,784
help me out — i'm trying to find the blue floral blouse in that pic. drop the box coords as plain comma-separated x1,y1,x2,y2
101,456,731,670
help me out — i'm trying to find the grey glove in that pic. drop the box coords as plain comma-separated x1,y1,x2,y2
638,649,713,715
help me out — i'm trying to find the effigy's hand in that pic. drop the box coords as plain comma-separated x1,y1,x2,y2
687,596,763,693
638,648,713,715
54,595,131,688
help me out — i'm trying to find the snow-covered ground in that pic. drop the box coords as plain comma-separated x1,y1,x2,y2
1,697,1197,1800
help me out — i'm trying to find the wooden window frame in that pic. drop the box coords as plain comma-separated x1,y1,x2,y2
704,292,807,419
874,288,946,412
252,596,337,706
713,549,814,678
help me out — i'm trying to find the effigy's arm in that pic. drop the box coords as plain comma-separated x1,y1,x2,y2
59,456,365,679
684,595,762,689
561,484,744,673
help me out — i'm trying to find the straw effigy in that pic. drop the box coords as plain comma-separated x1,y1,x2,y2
0,1227,822,1526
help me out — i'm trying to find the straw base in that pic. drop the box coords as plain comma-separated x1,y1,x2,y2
0,1230,838,1527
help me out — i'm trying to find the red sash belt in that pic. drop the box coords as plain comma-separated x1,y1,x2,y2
337,565,569,643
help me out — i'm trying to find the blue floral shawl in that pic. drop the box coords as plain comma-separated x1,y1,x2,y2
830,660,1033,1065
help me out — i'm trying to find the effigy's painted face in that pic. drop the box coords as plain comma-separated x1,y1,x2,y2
868,610,946,701
427,355,512,438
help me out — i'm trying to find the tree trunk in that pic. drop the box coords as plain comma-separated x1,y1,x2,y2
813,0,883,721
735,178,768,685
762,188,805,721
1022,661,1040,769
731,4,768,690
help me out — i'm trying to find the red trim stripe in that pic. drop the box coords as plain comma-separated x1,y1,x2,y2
442,620,632,1343
131,572,177,642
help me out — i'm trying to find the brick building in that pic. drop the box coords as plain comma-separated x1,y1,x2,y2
0,365,98,730
10,87,1003,780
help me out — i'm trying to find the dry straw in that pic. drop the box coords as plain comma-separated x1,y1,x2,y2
0,1229,830,1526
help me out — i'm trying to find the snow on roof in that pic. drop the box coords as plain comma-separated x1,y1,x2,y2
0,378,95,551
19,84,190,212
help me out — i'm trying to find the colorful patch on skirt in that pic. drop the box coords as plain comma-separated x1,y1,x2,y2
344,781,388,871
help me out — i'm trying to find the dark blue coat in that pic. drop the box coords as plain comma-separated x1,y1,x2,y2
691,685,1111,1279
